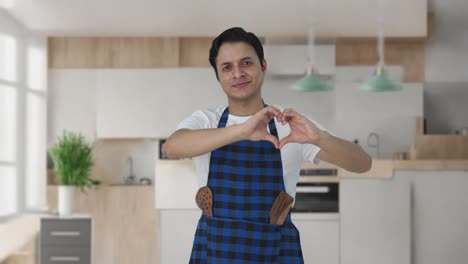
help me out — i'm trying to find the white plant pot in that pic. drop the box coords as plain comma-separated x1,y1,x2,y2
58,186,75,216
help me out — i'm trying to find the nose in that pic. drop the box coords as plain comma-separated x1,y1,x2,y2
232,66,245,78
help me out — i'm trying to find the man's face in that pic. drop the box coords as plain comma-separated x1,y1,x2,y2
215,42,266,102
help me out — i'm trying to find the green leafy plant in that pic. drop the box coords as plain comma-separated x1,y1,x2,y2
49,131,100,191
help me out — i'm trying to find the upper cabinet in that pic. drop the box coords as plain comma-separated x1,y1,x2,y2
96,68,225,138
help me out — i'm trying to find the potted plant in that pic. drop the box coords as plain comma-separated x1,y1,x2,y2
49,131,100,216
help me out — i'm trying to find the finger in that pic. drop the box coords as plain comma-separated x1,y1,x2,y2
265,106,282,118
265,134,280,149
279,135,293,149
282,108,296,115
281,108,297,123
283,111,306,124
282,110,299,118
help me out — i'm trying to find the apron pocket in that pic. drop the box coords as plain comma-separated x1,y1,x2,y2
206,216,281,263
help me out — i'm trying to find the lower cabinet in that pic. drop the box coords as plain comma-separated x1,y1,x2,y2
40,217,92,264
159,209,201,264
340,178,410,264
292,214,340,264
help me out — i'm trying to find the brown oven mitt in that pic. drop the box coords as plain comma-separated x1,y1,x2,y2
195,186,213,217
270,191,294,225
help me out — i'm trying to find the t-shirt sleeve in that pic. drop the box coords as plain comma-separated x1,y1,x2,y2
175,110,211,131
302,118,327,164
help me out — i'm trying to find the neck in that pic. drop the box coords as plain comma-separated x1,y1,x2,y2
228,98,264,116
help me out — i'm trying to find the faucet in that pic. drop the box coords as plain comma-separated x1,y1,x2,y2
124,156,136,184
367,132,380,159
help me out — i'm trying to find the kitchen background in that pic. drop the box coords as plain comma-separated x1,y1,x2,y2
1,0,468,264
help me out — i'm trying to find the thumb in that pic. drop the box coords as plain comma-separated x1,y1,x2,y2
264,134,279,149
279,135,294,149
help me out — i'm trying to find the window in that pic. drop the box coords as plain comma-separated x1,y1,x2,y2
0,16,47,220
0,33,16,82
0,33,18,218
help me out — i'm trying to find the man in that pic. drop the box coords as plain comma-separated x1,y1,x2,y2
164,27,371,264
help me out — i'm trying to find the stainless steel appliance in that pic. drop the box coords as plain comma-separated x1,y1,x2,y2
292,182,339,213
292,168,340,264
292,168,339,213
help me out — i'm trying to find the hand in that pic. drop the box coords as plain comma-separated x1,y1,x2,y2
278,108,322,149
240,106,282,148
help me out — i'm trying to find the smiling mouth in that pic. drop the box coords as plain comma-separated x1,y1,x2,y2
232,81,251,89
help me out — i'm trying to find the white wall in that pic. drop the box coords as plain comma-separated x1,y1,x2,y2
423,0,468,134
423,82,468,134
426,0,468,82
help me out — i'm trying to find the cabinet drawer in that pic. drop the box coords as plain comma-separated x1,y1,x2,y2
41,246,90,264
41,219,91,246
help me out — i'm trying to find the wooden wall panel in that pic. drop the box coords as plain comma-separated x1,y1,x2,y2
49,36,426,80
48,37,99,68
48,37,179,68
336,38,425,82
411,135,468,160
179,37,212,67
409,116,468,160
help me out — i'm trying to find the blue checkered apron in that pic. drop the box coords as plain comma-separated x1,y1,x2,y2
189,106,304,264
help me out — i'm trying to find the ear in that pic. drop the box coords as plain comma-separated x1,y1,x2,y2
261,59,267,72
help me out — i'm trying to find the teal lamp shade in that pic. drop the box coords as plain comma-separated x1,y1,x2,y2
361,67,402,92
360,73,402,92
293,68,332,92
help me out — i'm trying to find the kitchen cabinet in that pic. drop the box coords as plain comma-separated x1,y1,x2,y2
40,217,92,264
394,170,468,264
155,160,198,209
156,160,200,263
159,209,200,264
292,213,340,264
340,177,410,264
47,186,158,264
96,68,225,138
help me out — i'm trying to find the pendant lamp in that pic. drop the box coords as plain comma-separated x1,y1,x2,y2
361,0,402,92
293,0,331,92
293,67,331,91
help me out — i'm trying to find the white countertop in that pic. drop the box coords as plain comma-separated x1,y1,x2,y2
292,213,340,221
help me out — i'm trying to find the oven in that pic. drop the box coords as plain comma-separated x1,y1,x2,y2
292,168,339,213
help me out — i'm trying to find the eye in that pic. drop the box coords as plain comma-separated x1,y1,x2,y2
243,60,253,65
222,65,231,71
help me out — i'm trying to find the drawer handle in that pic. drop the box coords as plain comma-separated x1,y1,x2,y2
50,256,80,262
50,231,81,237
296,186,330,193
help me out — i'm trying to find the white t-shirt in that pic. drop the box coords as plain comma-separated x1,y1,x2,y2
175,105,325,198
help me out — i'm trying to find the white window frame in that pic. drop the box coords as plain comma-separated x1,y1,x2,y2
0,12,47,222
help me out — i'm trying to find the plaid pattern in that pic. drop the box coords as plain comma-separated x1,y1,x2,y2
189,106,303,264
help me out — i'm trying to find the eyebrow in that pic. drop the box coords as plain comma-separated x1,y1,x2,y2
219,56,253,67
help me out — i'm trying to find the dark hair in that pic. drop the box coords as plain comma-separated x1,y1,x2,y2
209,27,264,79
